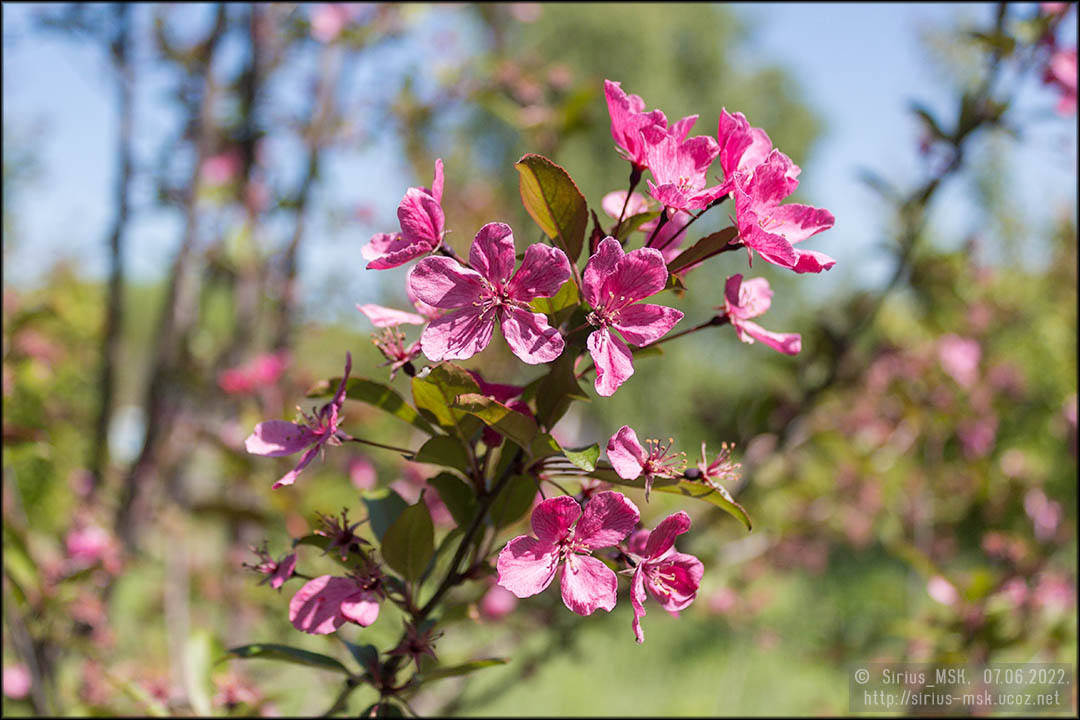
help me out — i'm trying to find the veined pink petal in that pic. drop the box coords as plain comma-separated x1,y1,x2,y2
729,275,773,319
419,307,494,362
339,590,380,626
365,236,432,270
272,443,321,489
245,420,317,457
506,244,571,301
601,190,652,220
645,210,692,259
626,528,649,556
361,232,400,262
409,257,486,309
496,535,560,598
741,223,798,268
607,425,645,480
601,246,669,306
269,553,297,590
765,204,835,244
500,307,565,364
668,114,698,143
588,327,634,397
357,304,425,327
612,303,683,346
430,158,445,204
469,222,517,285
531,495,581,544
560,553,618,615
574,491,640,549
748,150,800,206
583,237,623,307
643,511,692,559
717,108,773,181
630,567,648,644
289,576,354,635
647,552,704,612
790,249,837,274
604,80,668,167
397,187,444,249
405,265,443,320
737,320,802,355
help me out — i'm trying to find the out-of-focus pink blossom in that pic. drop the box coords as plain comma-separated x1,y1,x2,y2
707,586,738,615
937,334,980,388
218,351,290,395
245,353,352,488
1024,489,1063,542
627,511,703,644
600,191,691,263
201,150,243,187
958,415,997,460
2,664,31,700
349,455,377,490
411,222,570,364
927,575,959,606
214,672,261,709
508,2,543,22
583,237,683,396
497,492,640,615
1044,47,1078,115
717,274,801,355
999,578,1029,607
65,524,121,574
478,582,518,620
310,4,357,43
1041,2,1070,15
1032,572,1075,613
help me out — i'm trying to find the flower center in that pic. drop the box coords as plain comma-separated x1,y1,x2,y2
676,175,695,192
642,437,687,478
587,291,630,327
475,281,526,319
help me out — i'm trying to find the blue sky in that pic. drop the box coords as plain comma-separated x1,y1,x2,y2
2,3,1076,315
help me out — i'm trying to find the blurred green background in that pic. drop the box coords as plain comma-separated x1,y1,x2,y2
2,2,1076,716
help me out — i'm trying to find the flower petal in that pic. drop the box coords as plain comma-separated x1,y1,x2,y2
430,158,444,204
560,553,618,615
606,425,645,479
409,256,486,309
496,535,560,598
588,327,634,397
602,246,669,306
612,303,683,346
767,204,835,245
330,352,352,410
357,304,425,327
289,576,354,635
245,421,316,457
468,222,516,285
647,552,704,613
365,237,434,271
506,244,571,301
361,232,400,262
601,190,651,220
272,443,322,489
500,307,565,364
397,187,443,249
587,328,635,397
419,307,494,362
643,511,692,559
531,495,581,545
790,249,837,274
737,319,802,355
583,237,623,308
269,553,297,590
339,590,381,626
575,490,640,549
630,567,647,644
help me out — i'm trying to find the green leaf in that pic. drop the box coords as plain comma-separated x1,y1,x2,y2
563,444,600,472
414,435,471,473
184,631,214,716
514,153,588,263
412,363,483,434
341,641,379,673
529,278,580,321
453,393,539,449
534,349,588,428
529,433,563,461
667,226,739,274
616,210,663,241
381,499,435,582
226,644,351,674
308,377,435,435
416,658,507,685
588,468,752,531
427,473,477,527
489,475,538,528
362,488,409,542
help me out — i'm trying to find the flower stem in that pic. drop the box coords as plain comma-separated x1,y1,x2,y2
346,437,414,456
612,166,642,239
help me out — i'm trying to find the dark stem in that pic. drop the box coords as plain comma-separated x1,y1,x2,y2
611,165,642,238
346,436,415,456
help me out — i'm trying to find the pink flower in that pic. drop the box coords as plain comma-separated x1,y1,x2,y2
310,4,356,43
497,491,640,615
600,191,692,263
716,109,776,195
937,334,980,388
1044,47,1077,115
244,545,297,590
349,455,377,490
626,511,703,644
3,664,31,700
314,509,369,561
607,425,687,501
201,150,243,187
641,124,723,212
245,353,352,489
363,159,446,270
1024,489,1063,542
478,583,518,620
603,80,696,171
733,150,835,273
410,223,570,364
717,274,801,355
289,573,382,635
583,237,684,396
927,575,959,606
218,351,290,395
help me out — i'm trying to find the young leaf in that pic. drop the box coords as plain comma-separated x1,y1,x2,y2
341,641,379,673
616,210,663,241
308,377,435,435
514,153,588,263
453,393,539,449
427,473,477,527
588,468,752,531
226,644,351,674
534,349,588,428
412,363,483,434
362,488,409,542
529,278,580,319
667,226,739,274
489,475,539,528
415,658,508,685
563,443,600,472
414,435,471,474
381,500,435,582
